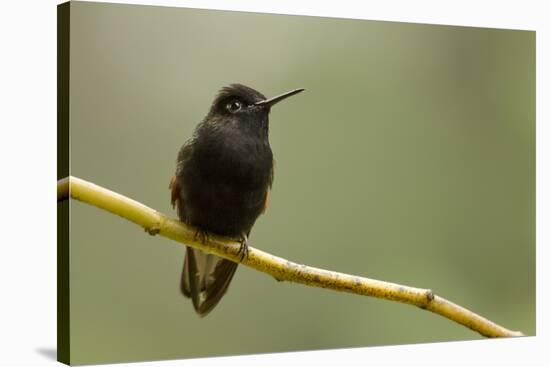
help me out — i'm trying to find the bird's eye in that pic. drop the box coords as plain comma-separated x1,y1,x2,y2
226,100,243,113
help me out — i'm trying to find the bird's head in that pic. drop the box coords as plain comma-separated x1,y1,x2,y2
204,84,304,138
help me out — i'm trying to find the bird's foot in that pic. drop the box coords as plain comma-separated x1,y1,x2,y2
193,228,209,244
237,233,249,261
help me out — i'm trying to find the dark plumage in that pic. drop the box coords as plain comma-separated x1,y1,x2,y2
170,84,304,316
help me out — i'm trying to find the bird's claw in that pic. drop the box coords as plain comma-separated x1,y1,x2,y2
237,234,249,261
193,228,209,244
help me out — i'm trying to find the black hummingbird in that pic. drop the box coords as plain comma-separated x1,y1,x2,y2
170,84,304,316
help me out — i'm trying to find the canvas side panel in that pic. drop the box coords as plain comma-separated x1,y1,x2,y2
57,2,70,365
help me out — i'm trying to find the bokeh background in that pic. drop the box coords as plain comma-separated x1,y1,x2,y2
68,1,535,364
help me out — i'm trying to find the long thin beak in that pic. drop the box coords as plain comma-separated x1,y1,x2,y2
254,88,305,107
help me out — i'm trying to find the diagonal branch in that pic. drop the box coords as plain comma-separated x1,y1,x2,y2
57,176,524,338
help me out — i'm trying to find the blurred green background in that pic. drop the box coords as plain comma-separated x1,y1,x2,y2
67,1,535,365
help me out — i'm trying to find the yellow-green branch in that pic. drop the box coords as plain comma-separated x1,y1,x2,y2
58,176,524,338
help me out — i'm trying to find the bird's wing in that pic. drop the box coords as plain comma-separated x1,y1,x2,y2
169,175,180,210
170,141,194,218
181,249,191,297
262,190,270,213
171,140,239,316
262,163,274,213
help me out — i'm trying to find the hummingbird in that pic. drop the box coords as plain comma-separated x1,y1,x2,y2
169,84,304,316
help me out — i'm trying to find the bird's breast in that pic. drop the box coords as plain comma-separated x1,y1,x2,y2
194,131,273,189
